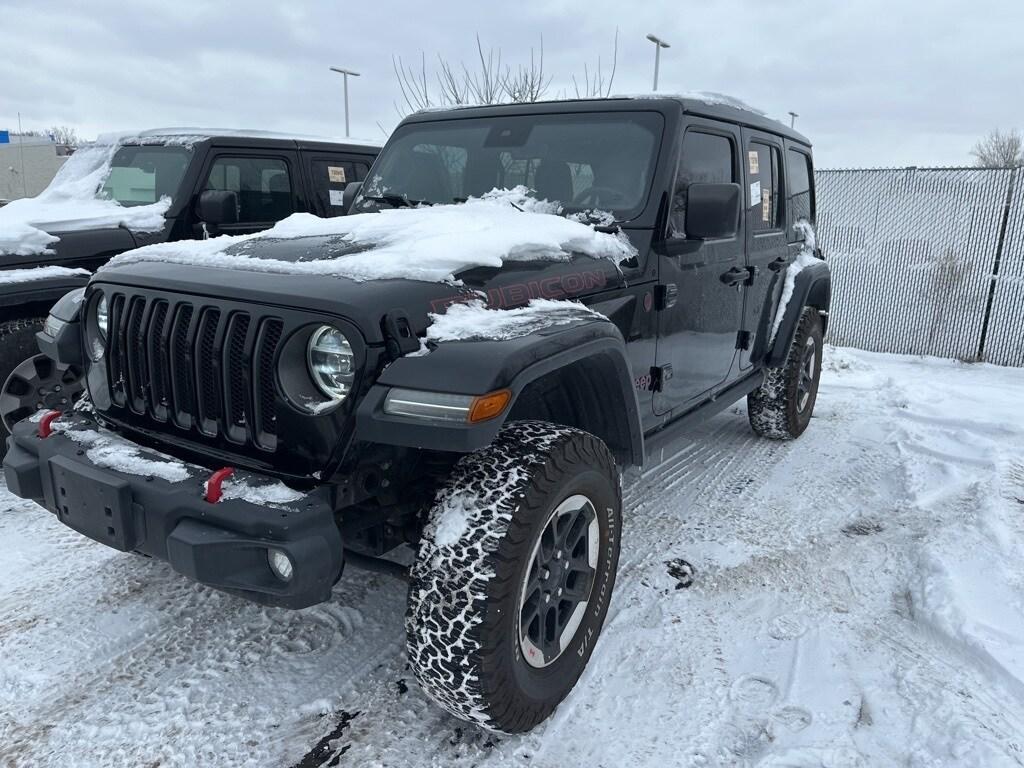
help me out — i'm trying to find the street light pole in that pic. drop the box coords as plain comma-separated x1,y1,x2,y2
645,34,671,91
789,111,799,129
329,66,361,137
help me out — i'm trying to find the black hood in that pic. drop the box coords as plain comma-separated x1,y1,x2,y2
94,231,642,345
0,226,139,269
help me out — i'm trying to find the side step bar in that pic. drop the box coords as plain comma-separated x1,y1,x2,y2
642,371,765,467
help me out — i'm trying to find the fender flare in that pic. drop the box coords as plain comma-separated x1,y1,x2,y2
354,319,645,466
764,260,831,367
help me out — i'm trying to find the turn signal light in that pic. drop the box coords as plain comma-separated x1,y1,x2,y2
469,390,512,423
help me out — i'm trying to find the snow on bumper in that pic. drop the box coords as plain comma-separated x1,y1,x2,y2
3,415,343,609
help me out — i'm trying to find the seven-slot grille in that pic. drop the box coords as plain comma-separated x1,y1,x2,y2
104,292,284,451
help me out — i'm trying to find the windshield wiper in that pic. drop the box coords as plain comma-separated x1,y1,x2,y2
362,194,433,209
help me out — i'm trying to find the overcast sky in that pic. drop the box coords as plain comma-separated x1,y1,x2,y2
1,0,1018,168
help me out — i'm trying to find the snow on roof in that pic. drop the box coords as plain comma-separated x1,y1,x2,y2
127,127,383,148
614,90,766,116
105,186,637,283
0,141,171,256
423,298,607,343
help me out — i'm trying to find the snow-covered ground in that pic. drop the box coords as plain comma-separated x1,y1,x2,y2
1,346,1022,768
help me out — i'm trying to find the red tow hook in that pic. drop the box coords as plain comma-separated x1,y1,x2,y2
204,467,235,503
38,410,62,439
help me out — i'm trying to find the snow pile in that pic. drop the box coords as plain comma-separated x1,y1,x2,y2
54,422,191,483
220,479,305,506
0,265,90,284
0,141,172,256
769,219,821,342
424,298,606,343
106,186,637,283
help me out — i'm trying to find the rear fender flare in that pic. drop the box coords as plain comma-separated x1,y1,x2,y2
764,260,831,367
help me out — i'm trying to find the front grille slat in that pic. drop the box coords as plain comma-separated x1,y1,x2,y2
146,300,170,422
102,290,287,454
252,318,284,451
194,308,223,437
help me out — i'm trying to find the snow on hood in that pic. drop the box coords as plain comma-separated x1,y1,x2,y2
0,265,90,285
104,187,637,283
422,298,607,344
0,141,172,257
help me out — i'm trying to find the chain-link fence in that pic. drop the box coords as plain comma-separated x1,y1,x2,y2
815,166,1023,366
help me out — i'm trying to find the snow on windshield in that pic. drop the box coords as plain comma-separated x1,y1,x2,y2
105,186,637,283
0,139,174,257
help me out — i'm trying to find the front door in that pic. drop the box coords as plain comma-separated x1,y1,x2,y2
654,121,745,416
194,151,301,237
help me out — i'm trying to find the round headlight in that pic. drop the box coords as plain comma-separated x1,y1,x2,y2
306,326,354,402
95,294,109,341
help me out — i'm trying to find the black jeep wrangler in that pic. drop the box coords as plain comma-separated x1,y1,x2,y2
0,129,380,448
2,97,829,733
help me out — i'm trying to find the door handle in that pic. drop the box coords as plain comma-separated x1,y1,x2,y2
768,256,790,272
720,267,747,286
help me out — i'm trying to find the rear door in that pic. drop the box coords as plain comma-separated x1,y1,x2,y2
196,150,302,236
654,119,745,416
739,129,789,369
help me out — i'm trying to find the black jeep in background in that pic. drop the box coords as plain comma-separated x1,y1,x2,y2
0,129,380,446
3,97,830,733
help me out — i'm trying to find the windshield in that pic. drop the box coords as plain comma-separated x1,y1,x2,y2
99,145,191,207
357,111,664,219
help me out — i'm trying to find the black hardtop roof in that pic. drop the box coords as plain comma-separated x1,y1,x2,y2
124,128,382,154
401,95,811,147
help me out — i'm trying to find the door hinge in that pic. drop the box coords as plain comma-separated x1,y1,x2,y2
736,330,752,350
654,283,678,310
650,364,673,392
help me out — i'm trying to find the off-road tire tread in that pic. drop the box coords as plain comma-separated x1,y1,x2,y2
406,420,620,734
748,308,822,440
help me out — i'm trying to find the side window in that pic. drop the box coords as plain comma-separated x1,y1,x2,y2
204,156,294,223
787,148,814,226
309,159,356,216
672,131,736,235
748,142,782,233
355,162,370,181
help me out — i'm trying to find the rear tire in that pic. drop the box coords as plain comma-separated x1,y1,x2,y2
406,421,622,733
748,307,823,440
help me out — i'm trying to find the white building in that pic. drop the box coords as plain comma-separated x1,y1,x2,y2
0,135,68,204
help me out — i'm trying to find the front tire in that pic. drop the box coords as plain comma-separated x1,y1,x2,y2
406,421,622,733
748,307,823,439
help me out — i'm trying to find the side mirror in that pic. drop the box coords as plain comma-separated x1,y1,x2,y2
685,183,741,240
342,181,362,214
197,190,239,226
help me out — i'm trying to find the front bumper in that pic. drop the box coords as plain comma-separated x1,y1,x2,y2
3,415,344,609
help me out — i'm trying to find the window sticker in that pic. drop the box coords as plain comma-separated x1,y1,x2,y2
328,189,345,207
749,180,761,208
328,166,347,184
762,189,772,222
748,150,760,175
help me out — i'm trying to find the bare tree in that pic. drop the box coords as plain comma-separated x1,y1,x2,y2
48,125,80,146
571,29,619,99
971,128,1023,168
392,31,616,117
